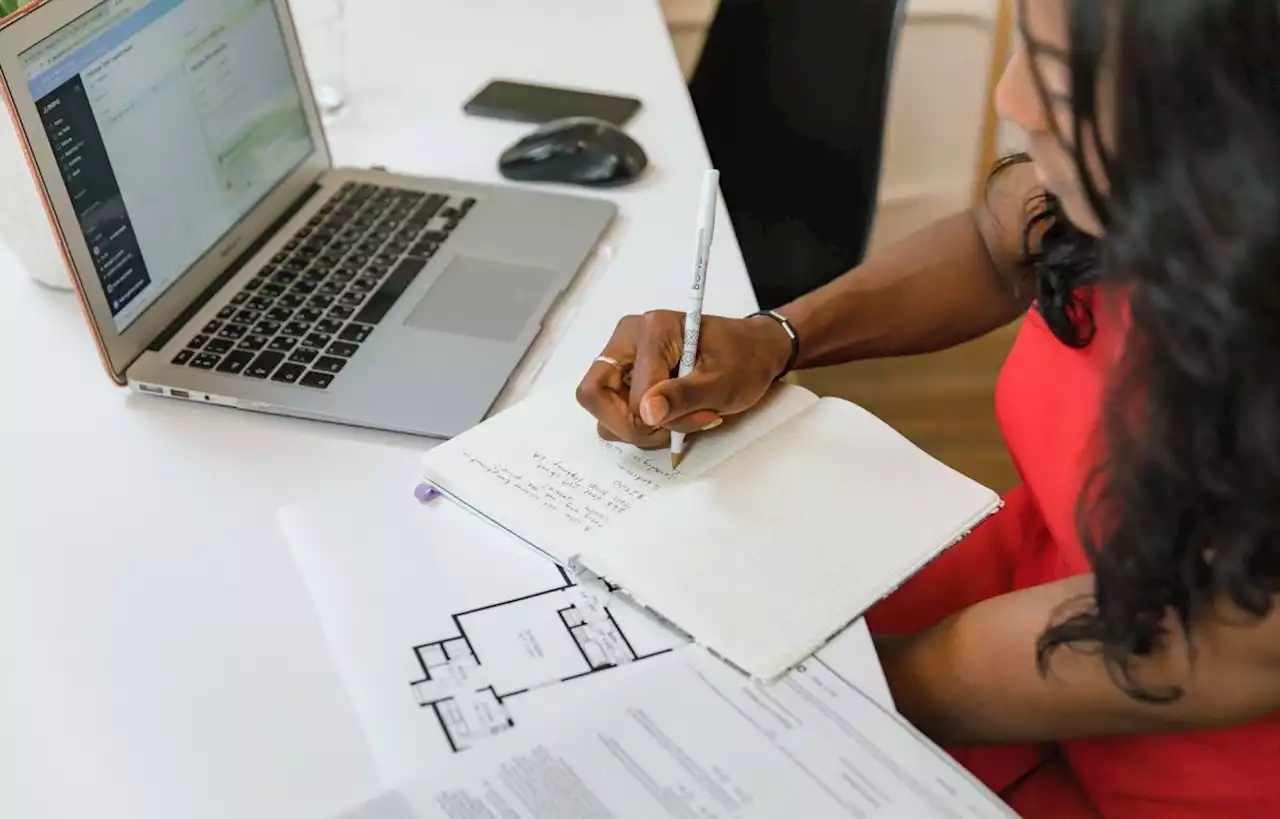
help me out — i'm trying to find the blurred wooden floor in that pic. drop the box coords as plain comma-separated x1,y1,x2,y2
795,322,1022,493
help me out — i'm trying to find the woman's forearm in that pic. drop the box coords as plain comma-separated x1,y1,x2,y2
777,165,1039,369
876,575,1280,747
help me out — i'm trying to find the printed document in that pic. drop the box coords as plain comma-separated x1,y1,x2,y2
327,649,1015,819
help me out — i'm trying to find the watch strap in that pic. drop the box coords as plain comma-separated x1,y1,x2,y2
748,309,800,380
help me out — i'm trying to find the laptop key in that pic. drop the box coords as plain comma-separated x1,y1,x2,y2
314,356,347,374
202,320,222,335
215,350,253,374
172,349,195,366
246,351,285,379
278,293,306,309
303,333,332,349
327,341,359,358
289,348,319,365
238,334,270,352
299,370,334,390
406,194,446,227
219,323,250,340
216,306,237,320
339,291,366,307
205,338,234,355
295,307,323,323
339,323,373,343
187,334,209,349
230,292,250,305
260,283,286,298
267,307,293,323
316,318,344,335
271,363,306,384
282,322,310,337
243,277,264,291
191,352,221,370
235,309,262,324
247,295,273,311
268,336,298,352
354,256,427,325
254,321,282,336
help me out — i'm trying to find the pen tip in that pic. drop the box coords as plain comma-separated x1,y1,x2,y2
671,452,685,470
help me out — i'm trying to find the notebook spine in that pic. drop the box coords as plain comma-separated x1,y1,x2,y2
567,556,760,682
418,478,565,567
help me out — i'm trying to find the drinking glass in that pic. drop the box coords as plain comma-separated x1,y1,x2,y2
291,0,348,121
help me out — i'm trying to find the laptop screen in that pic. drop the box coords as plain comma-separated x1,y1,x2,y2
20,0,315,332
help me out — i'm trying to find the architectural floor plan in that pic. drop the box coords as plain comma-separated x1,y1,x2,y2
282,492,888,786
407,566,681,752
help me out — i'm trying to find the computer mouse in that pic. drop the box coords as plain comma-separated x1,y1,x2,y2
498,116,649,187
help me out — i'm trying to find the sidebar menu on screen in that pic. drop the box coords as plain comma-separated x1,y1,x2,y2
36,77,152,318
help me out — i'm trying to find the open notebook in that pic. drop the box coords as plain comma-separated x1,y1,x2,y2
419,382,1001,682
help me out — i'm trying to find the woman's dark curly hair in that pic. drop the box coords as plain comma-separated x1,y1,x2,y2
1013,0,1280,702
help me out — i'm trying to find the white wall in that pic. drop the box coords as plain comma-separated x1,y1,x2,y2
868,0,999,248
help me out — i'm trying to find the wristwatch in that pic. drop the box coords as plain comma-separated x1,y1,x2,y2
748,309,800,381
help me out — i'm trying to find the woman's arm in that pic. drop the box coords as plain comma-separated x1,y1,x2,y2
878,577,1280,745
777,162,1041,370
576,162,1045,448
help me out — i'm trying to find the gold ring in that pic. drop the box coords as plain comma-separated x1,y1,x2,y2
595,355,623,370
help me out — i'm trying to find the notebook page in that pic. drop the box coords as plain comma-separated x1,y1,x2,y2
419,383,820,564
576,397,1001,681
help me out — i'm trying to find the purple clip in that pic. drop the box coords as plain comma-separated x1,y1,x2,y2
414,483,442,504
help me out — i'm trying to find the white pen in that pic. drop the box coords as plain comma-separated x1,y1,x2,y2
670,169,720,470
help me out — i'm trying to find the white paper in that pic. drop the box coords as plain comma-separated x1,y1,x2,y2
418,384,819,564
328,649,1015,819
578,397,1002,681
278,491,893,787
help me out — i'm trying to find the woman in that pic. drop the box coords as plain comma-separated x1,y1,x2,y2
574,1,1280,816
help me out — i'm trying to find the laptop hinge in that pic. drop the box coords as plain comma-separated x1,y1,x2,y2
148,182,324,352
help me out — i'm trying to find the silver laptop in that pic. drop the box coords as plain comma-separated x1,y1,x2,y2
0,0,616,438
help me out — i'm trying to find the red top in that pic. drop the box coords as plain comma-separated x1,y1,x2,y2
995,286,1280,818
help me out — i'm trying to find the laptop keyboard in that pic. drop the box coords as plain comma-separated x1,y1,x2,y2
171,181,474,389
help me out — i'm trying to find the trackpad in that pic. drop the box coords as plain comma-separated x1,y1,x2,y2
402,256,558,342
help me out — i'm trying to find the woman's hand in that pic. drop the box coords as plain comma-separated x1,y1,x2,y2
575,311,793,449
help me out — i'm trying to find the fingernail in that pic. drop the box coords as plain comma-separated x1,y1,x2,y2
701,418,724,432
641,395,668,425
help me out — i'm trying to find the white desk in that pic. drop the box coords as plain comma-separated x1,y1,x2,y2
0,2,885,818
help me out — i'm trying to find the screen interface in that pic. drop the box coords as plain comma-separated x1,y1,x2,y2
22,0,314,331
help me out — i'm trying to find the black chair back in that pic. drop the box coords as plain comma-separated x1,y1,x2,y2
689,0,907,309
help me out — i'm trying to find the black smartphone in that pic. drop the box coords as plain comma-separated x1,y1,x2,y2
463,79,642,126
